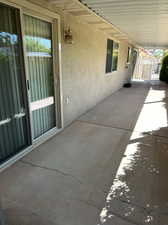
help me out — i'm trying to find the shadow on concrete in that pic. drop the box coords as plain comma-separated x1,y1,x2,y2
97,81,168,225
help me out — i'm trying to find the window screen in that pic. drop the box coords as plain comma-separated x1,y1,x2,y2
106,39,113,73
127,47,131,63
112,42,119,71
105,39,119,73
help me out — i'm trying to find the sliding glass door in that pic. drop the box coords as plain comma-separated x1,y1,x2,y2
24,15,56,139
0,4,31,163
0,2,58,164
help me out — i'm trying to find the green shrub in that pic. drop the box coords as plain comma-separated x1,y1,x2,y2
160,55,168,82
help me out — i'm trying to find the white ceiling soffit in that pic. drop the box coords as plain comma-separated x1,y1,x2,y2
48,0,134,45
81,0,168,48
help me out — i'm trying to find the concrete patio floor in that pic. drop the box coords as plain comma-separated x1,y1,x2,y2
1,81,168,225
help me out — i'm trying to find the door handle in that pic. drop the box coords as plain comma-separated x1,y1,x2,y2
27,80,30,90
14,112,26,119
0,118,11,126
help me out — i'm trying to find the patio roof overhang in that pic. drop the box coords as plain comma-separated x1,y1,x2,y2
81,0,168,49
47,0,137,47
49,0,168,49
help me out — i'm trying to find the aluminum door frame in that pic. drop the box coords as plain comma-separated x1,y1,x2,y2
21,9,63,142
0,2,32,161
0,0,63,171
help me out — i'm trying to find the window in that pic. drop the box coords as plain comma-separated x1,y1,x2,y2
105,39,119,73
112,41,119,71
127,47,131,63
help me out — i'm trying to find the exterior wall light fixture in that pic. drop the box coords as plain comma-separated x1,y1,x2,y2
64,27,73,44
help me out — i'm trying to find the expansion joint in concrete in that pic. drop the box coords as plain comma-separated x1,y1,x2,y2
20,160,83,185
77,120,132,132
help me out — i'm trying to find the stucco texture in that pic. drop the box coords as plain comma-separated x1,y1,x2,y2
61,14,131,126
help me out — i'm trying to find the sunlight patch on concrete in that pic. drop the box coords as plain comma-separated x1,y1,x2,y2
98,87,167,224
135,88,167,133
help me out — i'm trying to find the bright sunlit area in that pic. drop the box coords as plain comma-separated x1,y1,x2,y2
98,85,168,225
133,49,166,82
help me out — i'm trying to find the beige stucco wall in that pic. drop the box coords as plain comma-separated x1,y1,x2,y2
62,14,131,126
3,0,133,127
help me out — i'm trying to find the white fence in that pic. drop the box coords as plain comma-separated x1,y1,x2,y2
133,54,160,81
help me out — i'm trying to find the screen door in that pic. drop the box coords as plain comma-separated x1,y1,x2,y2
24,14,56,139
